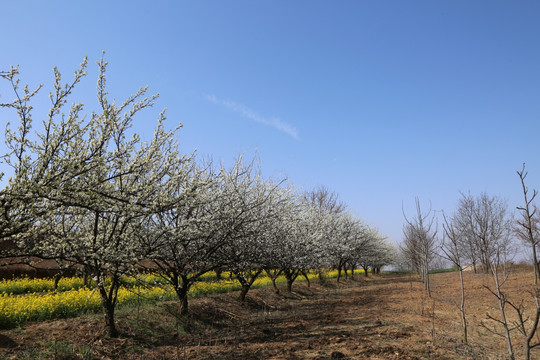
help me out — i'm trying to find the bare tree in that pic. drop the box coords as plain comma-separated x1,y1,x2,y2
452,192,516,356
402,198,437,297
502,163,540,360
505,289,540,360
481,243,515,360
441,211,468,344
455,192,512,273
516,163,540,284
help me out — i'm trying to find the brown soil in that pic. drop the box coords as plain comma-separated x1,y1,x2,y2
0,269,538,359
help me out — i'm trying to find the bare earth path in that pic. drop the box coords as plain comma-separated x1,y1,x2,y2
0,272,513,359
163,275,467,360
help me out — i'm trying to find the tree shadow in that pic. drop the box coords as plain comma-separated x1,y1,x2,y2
0,334,17,348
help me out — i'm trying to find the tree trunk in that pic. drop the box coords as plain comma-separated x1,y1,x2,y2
239,284,250,302
215,268,223,281
54,273,62,291
523,296,540,360
175,287,189,316
283,269,299,292
424,255,431,298
173,275,190,316
104,300,118,338
265,269,281,294
301,270,310,287
235,270,262,302
532,249,540,286
98,282,119,338
492,266,514,359
363,266,369,277
286,278,293,292
271,277,279,293
318,269,326,284
458,267,468,344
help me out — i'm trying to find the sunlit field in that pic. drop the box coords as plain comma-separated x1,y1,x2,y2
0,269,360,329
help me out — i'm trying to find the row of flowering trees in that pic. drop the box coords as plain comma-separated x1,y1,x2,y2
0,56,394,337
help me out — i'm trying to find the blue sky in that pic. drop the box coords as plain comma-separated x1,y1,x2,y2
1,1,540,246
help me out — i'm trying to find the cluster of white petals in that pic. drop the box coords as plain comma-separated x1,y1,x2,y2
0,57,395,335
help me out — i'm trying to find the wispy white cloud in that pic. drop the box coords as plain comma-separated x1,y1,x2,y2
206,95,299,140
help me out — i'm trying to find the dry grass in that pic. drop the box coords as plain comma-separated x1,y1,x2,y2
0,268,539,359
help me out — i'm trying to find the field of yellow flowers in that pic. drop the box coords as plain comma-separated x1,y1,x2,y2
0,269,355,328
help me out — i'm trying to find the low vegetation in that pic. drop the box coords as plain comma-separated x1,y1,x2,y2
0,269,361,330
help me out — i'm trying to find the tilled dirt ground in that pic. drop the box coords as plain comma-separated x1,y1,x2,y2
0,271,535,359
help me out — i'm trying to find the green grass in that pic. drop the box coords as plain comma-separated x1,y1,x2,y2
428,268,458,274
383,270,413,274
383,268,458,275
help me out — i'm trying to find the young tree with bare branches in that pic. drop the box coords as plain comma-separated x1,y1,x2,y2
455,192,512,273
503,164,540,359
481,241,516,359
402,198,437,297
516,163,540,284
441,211,468,344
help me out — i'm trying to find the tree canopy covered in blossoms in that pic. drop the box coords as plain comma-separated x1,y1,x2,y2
0,57,394,337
